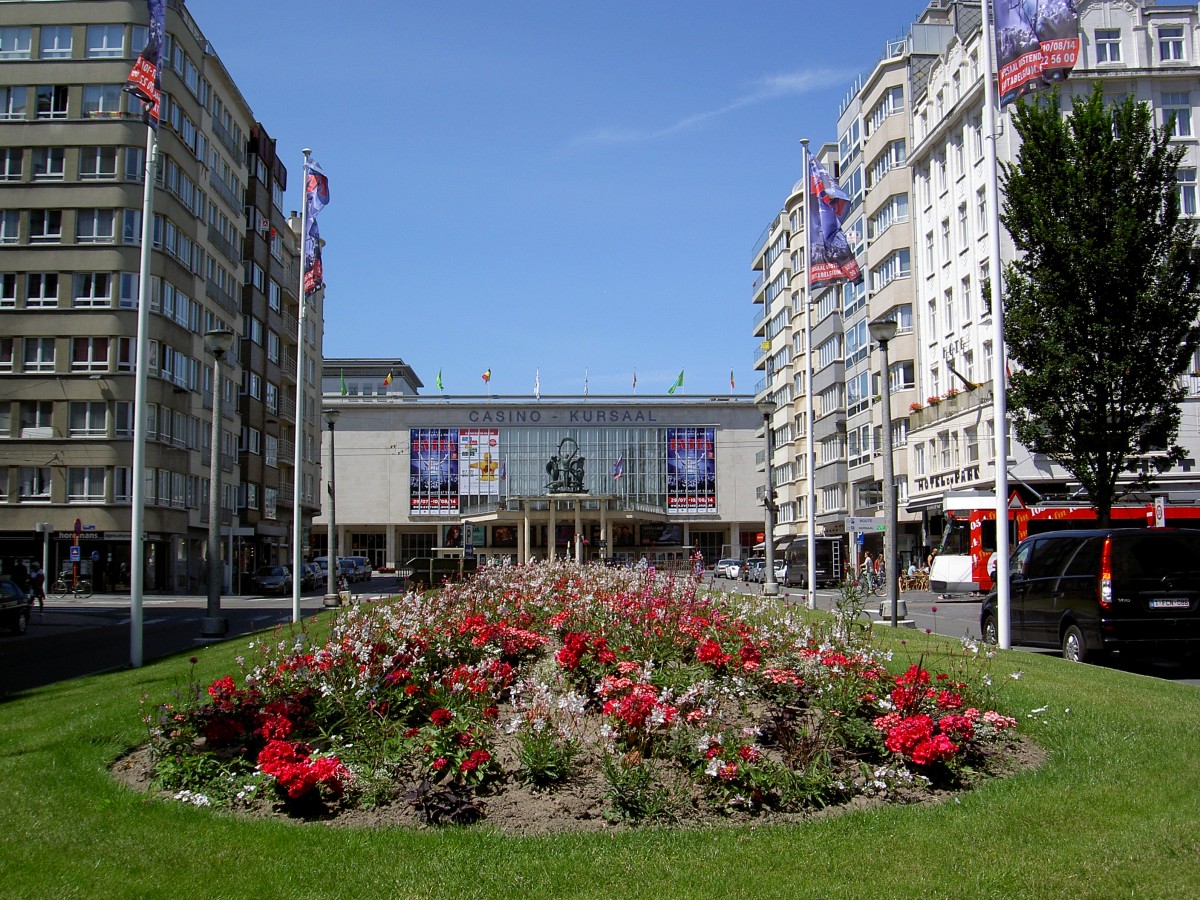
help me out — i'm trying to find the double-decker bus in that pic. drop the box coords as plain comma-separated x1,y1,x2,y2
929,491,1200,595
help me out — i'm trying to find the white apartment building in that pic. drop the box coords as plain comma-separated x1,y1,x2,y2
907,0,1200,520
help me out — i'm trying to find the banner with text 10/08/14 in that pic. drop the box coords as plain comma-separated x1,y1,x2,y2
995,0,1080,108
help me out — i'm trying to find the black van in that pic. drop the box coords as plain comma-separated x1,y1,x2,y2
980,528,1200,662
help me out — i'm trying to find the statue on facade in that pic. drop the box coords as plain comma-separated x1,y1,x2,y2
546,437,586,493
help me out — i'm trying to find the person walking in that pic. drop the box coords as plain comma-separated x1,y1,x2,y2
11,558,29,593
29,562,45,610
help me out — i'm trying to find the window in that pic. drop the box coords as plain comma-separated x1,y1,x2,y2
845,318,869,366
79,146,117,180
0,147,20,180
868,193,909,240
19,401,52,439
82,84,123,117
1159,26,1185,62
85,24,124,58
889,360,915,393
76,209,115,243
961,275,973,321
30,209,62,242
957,203,969,247
69,401,107,437
1178,168,1197,217
67,467,105,502
1095,29,1121,64
924,231,934,272
940,218,951,256
267,331,280,364
23,338,55,373
870,249,911,293
0,211,18,245
18,467,51,502
0,273,14,306
113,467,133,502
74,273,112,307
26,274,59,307
72,337,108,372
846,371,870,416
265,435,279,468
0,26,32,60
32,147,64,180
0,86,26,120
40,25,72,59
976,188,988,234
268,279,282,312
1162,92,1192,138
817,335,843,370
35,85,69,119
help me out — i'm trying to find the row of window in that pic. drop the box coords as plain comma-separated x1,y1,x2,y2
0,23,146,61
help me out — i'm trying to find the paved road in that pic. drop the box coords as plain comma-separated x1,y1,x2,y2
2,573,1196,697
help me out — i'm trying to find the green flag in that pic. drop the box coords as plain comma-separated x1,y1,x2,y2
667,369,684,394
340,369,348,396
436,369,444,392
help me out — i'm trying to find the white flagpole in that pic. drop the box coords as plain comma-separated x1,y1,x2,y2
130,125,158,667
801,138,816,609
981,0,1012,649
290,149,312,623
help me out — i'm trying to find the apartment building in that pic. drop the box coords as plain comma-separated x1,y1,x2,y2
906,0,1200,520
0,1,323,591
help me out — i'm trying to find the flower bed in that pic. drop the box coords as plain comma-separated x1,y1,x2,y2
138,562,1025,831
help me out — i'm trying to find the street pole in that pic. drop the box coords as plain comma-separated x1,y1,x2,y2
869,317,900,626
202,329,234,637
324,408,340,603
757,398,778,597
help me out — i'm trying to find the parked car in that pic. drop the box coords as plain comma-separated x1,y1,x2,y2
746,559,766,583
980,528,1200,662
0,578,31,635
344,556,371,582
299,562,323,591
251,565,291,595
715,558,742,580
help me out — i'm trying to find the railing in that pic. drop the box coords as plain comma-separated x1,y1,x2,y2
908,381,994,429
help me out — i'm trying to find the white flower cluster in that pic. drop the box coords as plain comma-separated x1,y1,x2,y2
172,790,211,807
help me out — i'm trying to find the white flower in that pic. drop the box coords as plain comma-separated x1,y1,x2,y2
1009,671,1023,680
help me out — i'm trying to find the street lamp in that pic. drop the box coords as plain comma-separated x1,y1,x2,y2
868,316,902,627
756,397,779,597
324,408,341,603
202,328,235,638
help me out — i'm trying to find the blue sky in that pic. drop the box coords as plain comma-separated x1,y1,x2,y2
198,1,932,396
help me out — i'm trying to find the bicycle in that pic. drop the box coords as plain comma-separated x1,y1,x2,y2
51,576,94,600
848,569,884,597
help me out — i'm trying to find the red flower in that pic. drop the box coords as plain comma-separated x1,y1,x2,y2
430,708,453,727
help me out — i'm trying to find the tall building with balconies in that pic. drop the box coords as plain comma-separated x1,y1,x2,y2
0,1,322,590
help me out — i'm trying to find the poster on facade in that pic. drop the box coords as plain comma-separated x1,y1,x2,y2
666,427,716,511
409,428,459,514
995,0,1080,108
458,428,500,496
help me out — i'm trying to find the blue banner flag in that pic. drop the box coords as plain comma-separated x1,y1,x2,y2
124,0,165,128
303,217,323,296
995,0,1080,108
305,160,330,219
808,157,862,289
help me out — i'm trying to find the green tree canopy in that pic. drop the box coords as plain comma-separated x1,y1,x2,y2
1000,85,1200,523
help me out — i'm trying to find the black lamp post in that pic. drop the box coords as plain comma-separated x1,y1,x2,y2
868,316,901,627
324,408,341,602
756,397,779,597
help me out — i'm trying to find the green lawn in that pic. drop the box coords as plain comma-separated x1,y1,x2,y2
1,617,1198,899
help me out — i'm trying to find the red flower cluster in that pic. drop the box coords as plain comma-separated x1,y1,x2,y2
555,631,617,670
598,676,677,732
430,707,453,727
459,749,491,773
257,739,348,799
696,637,731,668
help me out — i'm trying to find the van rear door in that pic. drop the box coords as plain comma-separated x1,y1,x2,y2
1109,531,1200,646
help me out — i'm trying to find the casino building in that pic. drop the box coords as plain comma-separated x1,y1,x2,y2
313,360,766,569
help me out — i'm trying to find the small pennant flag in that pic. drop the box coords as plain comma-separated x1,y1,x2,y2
632,369,637,390
584,368,589,398
499,458,507,480
730,369,735,392
436,369,444,392
482,368,492,384
339,369,348,397
381,371,393,388
612,454,625,480
668,369,684,395
534,368,540,400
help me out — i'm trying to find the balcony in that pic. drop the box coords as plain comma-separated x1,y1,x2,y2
908,381,994,430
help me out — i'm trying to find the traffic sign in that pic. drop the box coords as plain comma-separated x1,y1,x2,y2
69,546,81,562
845,516,885,532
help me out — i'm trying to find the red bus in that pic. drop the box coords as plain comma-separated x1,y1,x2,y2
929,492,1200,595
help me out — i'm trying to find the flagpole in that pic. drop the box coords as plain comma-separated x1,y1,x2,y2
801,138,817,609
980,0,1011,650
129,124,158,668
289,149,313,623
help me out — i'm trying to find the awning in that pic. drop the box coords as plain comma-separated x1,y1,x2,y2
905,497,945,513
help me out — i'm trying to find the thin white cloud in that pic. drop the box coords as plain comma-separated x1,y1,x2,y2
573,68,855,146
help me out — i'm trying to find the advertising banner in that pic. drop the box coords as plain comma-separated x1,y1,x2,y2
995,0,1080,108
666,427,716,511
409,428,459,514
459,428,500,496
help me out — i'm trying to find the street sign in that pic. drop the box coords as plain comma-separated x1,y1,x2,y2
845,516,885,532
856,532,865,545
69,546,81,562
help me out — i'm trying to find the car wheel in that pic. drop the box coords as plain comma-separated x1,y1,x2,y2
1062,624,1089,663
981,613,999,646
13,608,28,635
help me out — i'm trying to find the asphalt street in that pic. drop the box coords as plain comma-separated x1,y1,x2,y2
2,572,1197,697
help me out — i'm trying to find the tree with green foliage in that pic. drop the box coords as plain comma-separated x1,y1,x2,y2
1000,85,1200,524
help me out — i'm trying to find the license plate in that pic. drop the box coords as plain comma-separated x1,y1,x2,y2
1148,599,1191,609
